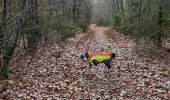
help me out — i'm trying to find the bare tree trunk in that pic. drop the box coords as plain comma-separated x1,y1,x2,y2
73,0,77,24
157,5,163,47
1,27,20,79
62,0,65,21
0,0,7,53
49,0,52,17
1,0,7,30
0,0,7,78
1,0,29,79
26,0,40,52
1,0,25,79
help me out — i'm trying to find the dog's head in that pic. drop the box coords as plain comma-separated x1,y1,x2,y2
111,53,116,59
80,52,89,62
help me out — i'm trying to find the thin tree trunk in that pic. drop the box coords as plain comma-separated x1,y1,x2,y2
26,0,40,52
73,0,77,24
0,0,7,53
0,0,7,78
157,5,163,47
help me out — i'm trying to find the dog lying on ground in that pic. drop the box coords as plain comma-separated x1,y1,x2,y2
80,52,116,69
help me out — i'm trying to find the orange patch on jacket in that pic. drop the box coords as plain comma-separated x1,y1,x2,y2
89,54,112,58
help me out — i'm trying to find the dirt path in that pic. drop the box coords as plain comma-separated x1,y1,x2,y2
1,25,169,100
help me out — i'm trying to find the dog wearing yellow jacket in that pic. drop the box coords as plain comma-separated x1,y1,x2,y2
81,52,116,69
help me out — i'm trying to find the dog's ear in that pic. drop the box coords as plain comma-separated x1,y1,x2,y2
111,53,116,59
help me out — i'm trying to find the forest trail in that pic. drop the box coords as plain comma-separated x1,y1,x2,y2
0,25,169,99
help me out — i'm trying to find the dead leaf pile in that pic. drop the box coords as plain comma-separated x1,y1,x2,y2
0,24,169,100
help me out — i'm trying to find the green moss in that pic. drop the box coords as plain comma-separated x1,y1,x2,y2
1,67,9,79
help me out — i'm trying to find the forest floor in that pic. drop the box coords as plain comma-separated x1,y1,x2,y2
0,24,170,100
